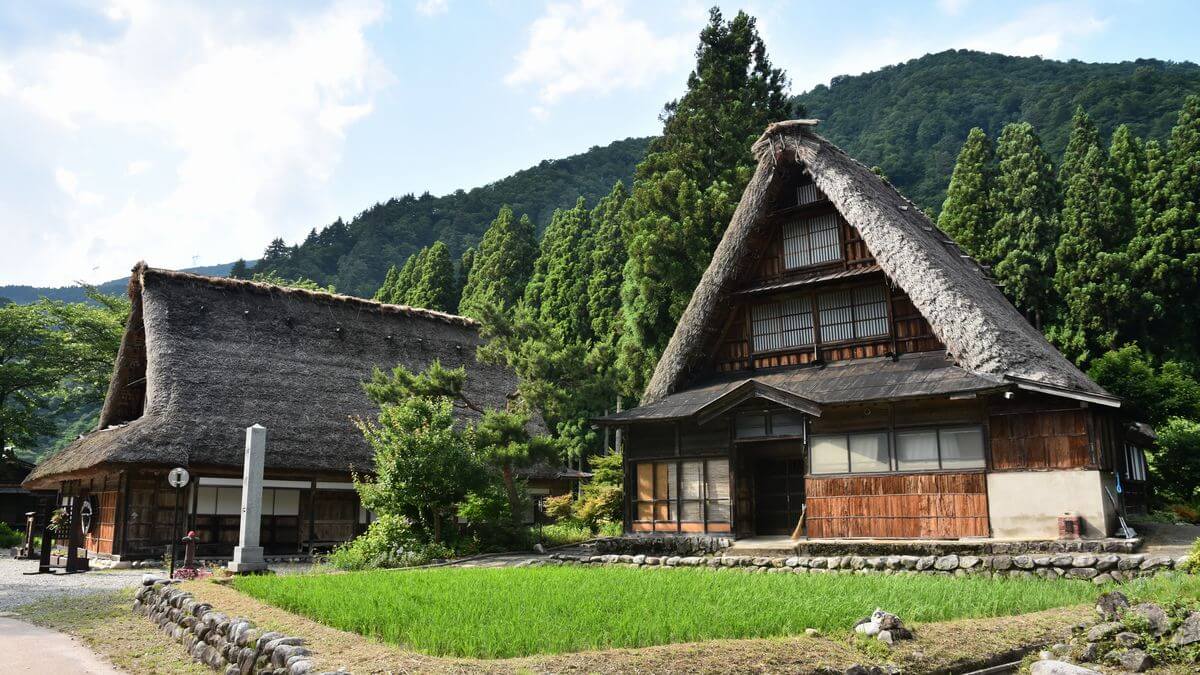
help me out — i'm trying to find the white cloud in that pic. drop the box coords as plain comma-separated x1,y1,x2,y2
961,3,1108,56
55,167,104,206
126,160,152,176
0,0,389,285
505,0,691,108
415,0,448,17
937,0,969,15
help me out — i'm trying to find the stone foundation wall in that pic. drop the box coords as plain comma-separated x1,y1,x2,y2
588,535,1141,556
591,536,733,555
550,552,1188,583
133,577,324,675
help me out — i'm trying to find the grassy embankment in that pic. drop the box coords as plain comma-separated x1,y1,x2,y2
232,565,1200,659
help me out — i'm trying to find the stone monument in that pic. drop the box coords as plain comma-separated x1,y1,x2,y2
228,424,268,573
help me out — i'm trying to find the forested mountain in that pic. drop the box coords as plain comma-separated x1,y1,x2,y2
2,261,243,305
797,50,1200,212
260,137,650,297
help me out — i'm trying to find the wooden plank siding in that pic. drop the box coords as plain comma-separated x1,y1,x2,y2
989,408,1092,470
806,472,989,538
84,490,119,554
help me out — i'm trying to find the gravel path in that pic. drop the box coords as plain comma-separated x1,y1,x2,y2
0,553,145,611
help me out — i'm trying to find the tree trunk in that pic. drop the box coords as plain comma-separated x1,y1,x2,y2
431,507,442,543
501,463,521,523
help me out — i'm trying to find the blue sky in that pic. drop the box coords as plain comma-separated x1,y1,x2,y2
1,0,1197,287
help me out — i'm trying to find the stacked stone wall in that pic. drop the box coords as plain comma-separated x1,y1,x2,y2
133,577,328,675
549,551,1187,583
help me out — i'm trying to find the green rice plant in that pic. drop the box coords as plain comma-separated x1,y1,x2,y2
231,565,1180,659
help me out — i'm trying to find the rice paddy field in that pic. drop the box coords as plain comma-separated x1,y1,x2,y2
229,565,1142,659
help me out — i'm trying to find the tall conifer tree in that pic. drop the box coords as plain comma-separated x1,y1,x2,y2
1131,95,1200,355
407,241,457,312
618,8,793,396
587,182,629,355
388,249,423,305
990,122,1060,327
374,265,398,301
1054,139,1135,360
458,205,537,319
939,128,996,265
524,198,594,344
454,247,475,312
1059,106,1101,190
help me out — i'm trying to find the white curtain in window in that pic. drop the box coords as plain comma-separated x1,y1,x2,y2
849,432,890,472
896,430,940,470
811,434,849,474
938,427,986,469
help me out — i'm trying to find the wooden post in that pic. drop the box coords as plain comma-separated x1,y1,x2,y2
65,497,85,573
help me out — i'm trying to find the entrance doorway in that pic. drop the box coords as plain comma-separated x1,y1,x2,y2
752,452,806,536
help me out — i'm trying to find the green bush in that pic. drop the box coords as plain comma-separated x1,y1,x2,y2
325,514,454,570
537,522,594,547
0,522,22,548
1181,538,1200,573
596,520,623,538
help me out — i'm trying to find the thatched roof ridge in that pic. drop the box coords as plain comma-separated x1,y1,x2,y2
642,122,1107,404
27,263,529,488
136,263,479,327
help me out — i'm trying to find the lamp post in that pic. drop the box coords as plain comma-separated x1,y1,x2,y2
167,467,190,578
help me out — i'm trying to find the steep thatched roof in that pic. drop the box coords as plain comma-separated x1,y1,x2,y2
641,120,1110,406
27,264,531,488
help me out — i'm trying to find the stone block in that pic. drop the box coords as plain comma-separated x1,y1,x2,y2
1066,567,1098,580
934,555,959,571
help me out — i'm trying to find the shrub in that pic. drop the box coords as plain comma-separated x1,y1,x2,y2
0,522,22,548
596,520,623,538
1171,503,1200,523
327,513,425,570
541,493,574,521
1181,538,1200,573
537,522,594,547
573,484,622,527
457,481,528,550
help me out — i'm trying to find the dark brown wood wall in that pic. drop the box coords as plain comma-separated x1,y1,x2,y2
989,407,1093,470
805,472,989,538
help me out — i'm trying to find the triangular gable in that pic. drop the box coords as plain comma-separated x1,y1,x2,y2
643,120,1110,404
693,379,822,426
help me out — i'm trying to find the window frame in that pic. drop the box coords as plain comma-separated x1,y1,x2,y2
734,410,809,441
750,283,893,356
631,458,732,530
782,211,844,270
808,424,989,477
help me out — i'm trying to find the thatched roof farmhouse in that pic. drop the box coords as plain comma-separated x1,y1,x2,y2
602,121,1150,542
26,264,549,560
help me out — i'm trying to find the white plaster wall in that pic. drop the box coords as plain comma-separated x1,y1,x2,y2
987,470,1113,539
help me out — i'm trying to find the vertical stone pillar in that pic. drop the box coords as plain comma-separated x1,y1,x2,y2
228,424,268,573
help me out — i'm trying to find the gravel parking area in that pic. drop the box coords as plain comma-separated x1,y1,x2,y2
0,553,144,611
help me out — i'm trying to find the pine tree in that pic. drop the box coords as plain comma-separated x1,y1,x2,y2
1107,124,1145,245
618,8,793,396
524,198,594,344
990,122,1060,327
938,128,996,265
587,182,629,352
1131,95,1200,356
1059,106,1101,190
458,205,537,320
254,237,291,274
374,265,399,301
389,249,424,305
229,259,249,279
1053,141,1135,360
406,241,456,312
454,247,475,313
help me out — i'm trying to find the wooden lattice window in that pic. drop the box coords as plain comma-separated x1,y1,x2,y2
817,285,888,343
751,296,813,352
783,213,841,269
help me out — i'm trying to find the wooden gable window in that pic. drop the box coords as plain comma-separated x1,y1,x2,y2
818,285,888,343
750,284,889,353
751,297,813,352
782,213,841,269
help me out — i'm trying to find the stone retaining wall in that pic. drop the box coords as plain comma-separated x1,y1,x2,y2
549,552,1188,583
588,536,1141,556
133,576,326,675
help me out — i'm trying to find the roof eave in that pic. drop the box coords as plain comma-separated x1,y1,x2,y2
1006,376,1122,408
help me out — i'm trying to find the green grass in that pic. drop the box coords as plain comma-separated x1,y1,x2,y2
231,566,1128,658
